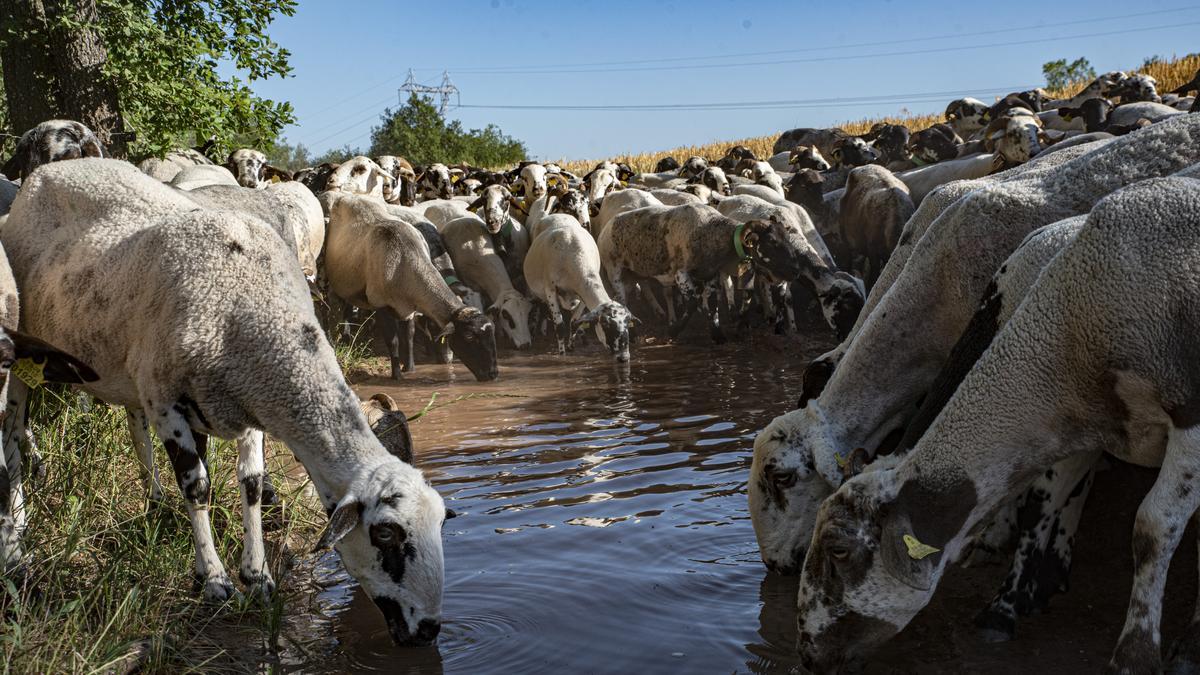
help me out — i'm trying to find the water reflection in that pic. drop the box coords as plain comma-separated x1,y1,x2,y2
279,340,823,673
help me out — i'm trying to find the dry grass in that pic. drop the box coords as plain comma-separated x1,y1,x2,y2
555,53,1200,175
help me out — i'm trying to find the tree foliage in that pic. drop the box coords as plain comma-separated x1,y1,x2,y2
1042,57,1096,90
368,94,526,167
0,0,297,160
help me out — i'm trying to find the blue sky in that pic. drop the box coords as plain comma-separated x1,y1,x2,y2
248,1,1200,162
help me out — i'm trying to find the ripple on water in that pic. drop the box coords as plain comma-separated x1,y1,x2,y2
281,342,826,674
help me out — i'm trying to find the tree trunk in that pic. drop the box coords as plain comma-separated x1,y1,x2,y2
43,0,127,158
0,0,58,138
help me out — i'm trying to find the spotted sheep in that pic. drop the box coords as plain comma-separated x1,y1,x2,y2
787,144,831,172
944,97,990,139
750,115,1200,637
688,166,731,196
223,148,290,189
794,174,1200,673
2,158,451,645
326,155,397,201
322,191,499,382
440,214,534,350
524,215,635,361
772,127,850,160
599,202,817,344
714,194,863,340
593,187,663,240
1,120,104,182
375,155,418,206
526,189,591,240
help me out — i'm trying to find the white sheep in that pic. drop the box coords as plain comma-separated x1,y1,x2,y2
167,164,239,191
794,175,1200,673
325,156,396,201
440,215,534,349
749,117,1200,578
3,159,450,646
322,191,499,382
524,218,634,360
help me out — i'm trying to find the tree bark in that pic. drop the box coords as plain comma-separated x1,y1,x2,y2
0,0,58,137
43,0,127,157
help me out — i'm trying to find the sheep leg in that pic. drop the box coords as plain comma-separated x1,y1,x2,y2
975,451,1097,641
1166,511,1200,671
236,429,274,598
546,301,566,355
702,280,727,345
376,312,405,380
1108,426,1200,675
125,407,165,505
0,414,23,576
667,272,701,339
151,406,235,602
5,380,42,486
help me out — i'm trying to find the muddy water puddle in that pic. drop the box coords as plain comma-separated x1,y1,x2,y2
277,339,1196,674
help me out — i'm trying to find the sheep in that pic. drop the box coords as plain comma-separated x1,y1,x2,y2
413,163,453,201
182,182,325,280
375,155,418,206
864,123,911,166
464,184,519,234
1,120,104,181
594,188,663,239
138,148,214,183
3,159,450,645
793,176,1200,673
440,215,534,349
409,198,471,230
0,178,17,216
689,166,731,196
652,188,703,206
524,218,634,360
982,108,1047,167
715,145,757,173
677,155,708,180
224,149,289,189
654,156,680,172
893,153,997,205
788,145,831,171
359,393,413,465
168,164,240,191
1111,72,1160,103
582,166,622,216
906,124,962,166
1108,101,1184,127
326,156,396,201
773,127,849,158
295,162,339,195
839,164,915,289
517,162,548,206
747,118,1200,582
322,191,499,381
714,194,862,338
944,97,989,138
527,192,590,240
599,203,825,343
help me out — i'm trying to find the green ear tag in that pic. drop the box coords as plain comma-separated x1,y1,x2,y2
903,534,940,560
13,358,45,388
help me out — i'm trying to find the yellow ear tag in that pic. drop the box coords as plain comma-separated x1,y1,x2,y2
903,534,940,560
834,453,848,469
13,358,45,388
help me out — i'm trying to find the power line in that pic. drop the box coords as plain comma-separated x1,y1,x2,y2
444,21,1200,75
294,6,1197,125
438,6,1200,73
455,85,1034,112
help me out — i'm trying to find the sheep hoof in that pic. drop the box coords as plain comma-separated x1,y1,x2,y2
1167,629,1200,675
973,607,1015,643
240,571,276,600
200,574,239,603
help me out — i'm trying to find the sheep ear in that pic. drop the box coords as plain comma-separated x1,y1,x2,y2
467,196,485,211
437,321,456,339
879,505,936,591
571,308,600,332
263,165,292,182
445,507,458,520
313,497,361,552
9,329,99,384
370,392,399,411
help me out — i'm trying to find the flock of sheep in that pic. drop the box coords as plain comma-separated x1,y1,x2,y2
0,65,1198,669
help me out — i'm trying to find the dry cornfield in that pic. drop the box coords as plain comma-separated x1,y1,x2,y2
554,53,1200,175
